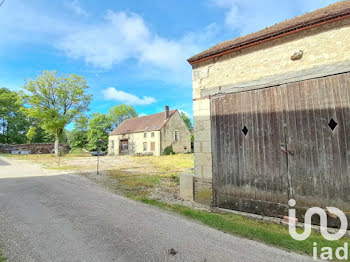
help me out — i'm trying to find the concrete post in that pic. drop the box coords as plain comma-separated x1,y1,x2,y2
180,173,194,201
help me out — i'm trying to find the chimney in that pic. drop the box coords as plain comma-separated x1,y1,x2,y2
165,105,169,120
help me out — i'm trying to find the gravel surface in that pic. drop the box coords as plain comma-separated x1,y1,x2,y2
0,156,313,262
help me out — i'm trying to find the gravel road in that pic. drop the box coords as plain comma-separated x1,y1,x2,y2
0,156,313,262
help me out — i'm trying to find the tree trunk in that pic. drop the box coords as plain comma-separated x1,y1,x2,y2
54,135,59,156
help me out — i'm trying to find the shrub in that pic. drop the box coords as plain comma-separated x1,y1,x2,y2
163,145,174,155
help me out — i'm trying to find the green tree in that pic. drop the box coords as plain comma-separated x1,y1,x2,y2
0,88,29,144
26,126,37,143
180,111,192,130
23,71,91,155
107,104,137,129
67,115,89,149
86,113,112,151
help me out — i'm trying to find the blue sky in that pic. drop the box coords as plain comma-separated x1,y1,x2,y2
0,0,338,120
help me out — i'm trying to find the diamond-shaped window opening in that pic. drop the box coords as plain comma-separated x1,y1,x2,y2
242,126,248,136
328,118,338,131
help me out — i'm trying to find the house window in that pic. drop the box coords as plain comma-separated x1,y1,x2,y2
143,142,147,151
144,133,147,138
151,142,155,151
174,130,179,142
111,140,114,149
151,132,154,138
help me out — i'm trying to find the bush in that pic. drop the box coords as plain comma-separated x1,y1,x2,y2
163,145,174,155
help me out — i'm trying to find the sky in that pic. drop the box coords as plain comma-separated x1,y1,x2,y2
0,0,338,121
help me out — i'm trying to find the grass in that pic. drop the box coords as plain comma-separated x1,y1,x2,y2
0,248,6,262
139,198,350,258
105,169,179,200
131,153,193,172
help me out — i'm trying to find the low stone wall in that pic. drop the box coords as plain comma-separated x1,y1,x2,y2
0,143,70,154
194,176,212,205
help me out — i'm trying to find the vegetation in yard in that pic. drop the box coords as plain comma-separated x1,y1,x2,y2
140,198,350,258
163,145,174,155
23,70,91,155
179,111,192,130
0,247,6,262
104,169,180,199
0,88,30,144
132,154,193,172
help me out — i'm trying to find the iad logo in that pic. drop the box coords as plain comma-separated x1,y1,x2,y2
288,199,348,241
288,199,349,260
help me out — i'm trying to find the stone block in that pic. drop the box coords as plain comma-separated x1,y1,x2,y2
180,173,194,201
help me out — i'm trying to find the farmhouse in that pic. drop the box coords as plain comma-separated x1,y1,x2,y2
187,1,350,222
108,106,191,156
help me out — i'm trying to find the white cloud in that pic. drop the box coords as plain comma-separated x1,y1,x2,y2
210,0,338,36
57,10,212,73
0,2,218,85
102,87,156,106
65,0,88,17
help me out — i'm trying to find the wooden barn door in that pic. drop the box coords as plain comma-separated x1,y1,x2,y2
211,73,350,214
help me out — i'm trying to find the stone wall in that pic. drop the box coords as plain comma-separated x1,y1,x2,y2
192,18,350,99
0,143,70,154
108,131,161,156
160,111,191,154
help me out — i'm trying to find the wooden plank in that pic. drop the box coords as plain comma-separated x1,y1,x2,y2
241,92,250,199
235,91,244,199
210,97,218,204
338,73,350,209
251,89,261,201
276,84,289,203
264,88,275,203
268,87,279,203
285,82,298,201
324,76,342,205
331,75,349,207
298,80,315,201
305,79,324,205
245,90,256,200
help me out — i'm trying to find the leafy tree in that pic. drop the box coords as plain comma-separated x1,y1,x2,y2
26,122,55,143
86,113,112,151
107,104,137,129
67,115,89,149
22,71,91,155
26,126,37,143
180,111,192,130
0,88,29,144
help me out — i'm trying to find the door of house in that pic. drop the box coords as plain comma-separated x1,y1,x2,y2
210,73,350,215
119,139,129,154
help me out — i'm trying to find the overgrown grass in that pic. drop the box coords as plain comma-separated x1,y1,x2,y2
106,169,179,199
131,153,193,172
140,198,350,258
0,247,6,262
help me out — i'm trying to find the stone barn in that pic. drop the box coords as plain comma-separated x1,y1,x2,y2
187,2,350,223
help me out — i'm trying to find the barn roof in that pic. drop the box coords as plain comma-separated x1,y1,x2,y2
188,1,350,64
109,110,177,135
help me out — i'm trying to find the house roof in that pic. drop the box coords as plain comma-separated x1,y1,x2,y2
187,1,350,64
109,110,177,135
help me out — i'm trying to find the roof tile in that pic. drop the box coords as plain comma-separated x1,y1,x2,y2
109,110,177,135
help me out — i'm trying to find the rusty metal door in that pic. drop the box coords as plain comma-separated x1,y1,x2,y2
210,73,350,215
